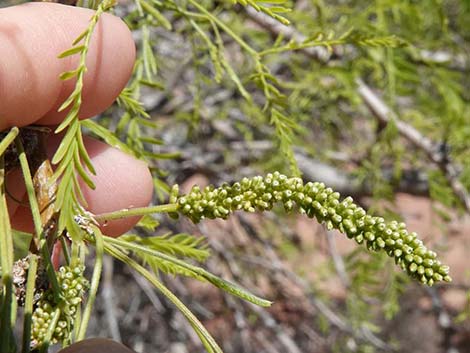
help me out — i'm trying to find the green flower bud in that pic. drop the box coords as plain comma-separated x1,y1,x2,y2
409,263,418,273
355,234,364,244
31,264,89,350
423,259,434,267
425,268,434,278
376,238,386,248
417,266,425,275
365,232,375,241
326,221,334,230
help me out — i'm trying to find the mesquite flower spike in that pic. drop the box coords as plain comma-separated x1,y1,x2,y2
31,265,89,349
176,172,451,285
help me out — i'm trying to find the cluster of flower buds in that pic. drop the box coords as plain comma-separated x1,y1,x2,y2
176,172,451,285
31,265,89,349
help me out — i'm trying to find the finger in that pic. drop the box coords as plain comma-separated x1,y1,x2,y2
9,135,154,237
0,2,135,131
79,136,154,236
58,338,137,353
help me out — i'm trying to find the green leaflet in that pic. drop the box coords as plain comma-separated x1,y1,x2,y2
103,236,272,307
120,233,210,262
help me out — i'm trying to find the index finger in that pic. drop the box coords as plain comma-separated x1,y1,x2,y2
0,2,135,131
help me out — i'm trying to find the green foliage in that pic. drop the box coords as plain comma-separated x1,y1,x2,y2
259,29,407,57
52,0,116,239
103,235,271,307
116,0,408,176
231,0,292,25
0,135,16,353
121,233,210,262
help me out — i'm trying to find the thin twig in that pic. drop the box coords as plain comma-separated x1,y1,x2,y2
357,80,470,212
77,225,104,340
245,7,331,63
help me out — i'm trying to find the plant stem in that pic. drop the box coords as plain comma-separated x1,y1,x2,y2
187,0,258,56
15,138,61,302
94,203,179,222
259,39,345,56
60,237,71,266
76,224,103,340
22,255,38,353
103,242,223,353
0,127,19,156
0,157,13,271
0,154,15,352
0,276,14,353
102,236,272,307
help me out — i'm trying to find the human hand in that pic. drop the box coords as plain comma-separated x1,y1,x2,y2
0,2,153,236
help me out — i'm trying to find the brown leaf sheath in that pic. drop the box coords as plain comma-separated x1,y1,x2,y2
32,159,58,252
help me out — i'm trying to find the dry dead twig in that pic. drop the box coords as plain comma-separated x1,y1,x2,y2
357,80,470,212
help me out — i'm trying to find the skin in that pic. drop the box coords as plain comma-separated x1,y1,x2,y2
58,338,137,353
0,2,154,236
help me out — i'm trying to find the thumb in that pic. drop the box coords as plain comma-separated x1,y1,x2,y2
0,2,135,131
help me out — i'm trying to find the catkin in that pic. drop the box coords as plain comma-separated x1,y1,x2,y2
176,172,451,285
31,265,89,349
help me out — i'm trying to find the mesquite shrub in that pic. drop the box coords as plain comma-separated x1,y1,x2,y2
1,0,468,352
